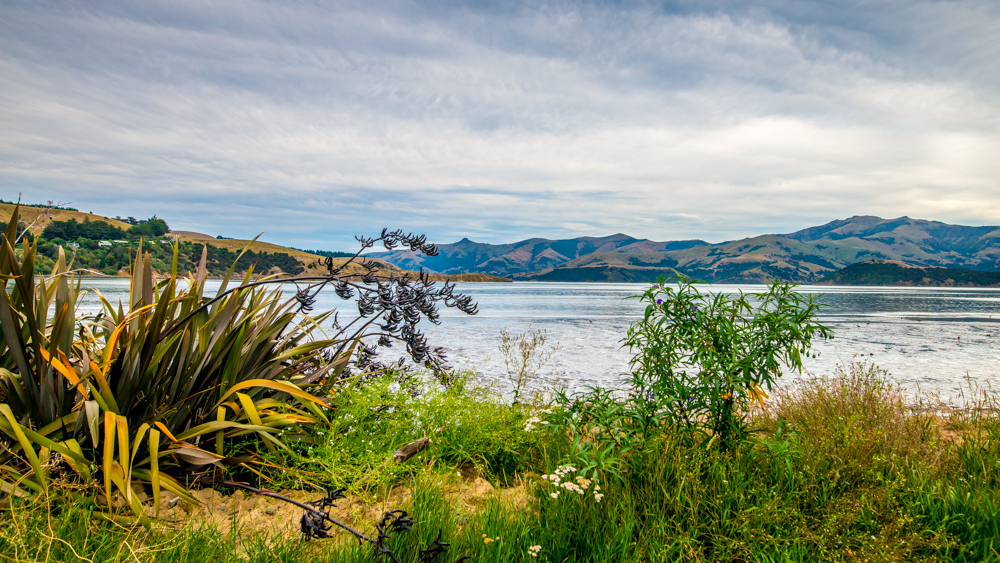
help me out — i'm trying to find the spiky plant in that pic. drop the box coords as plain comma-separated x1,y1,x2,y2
0,205,476,523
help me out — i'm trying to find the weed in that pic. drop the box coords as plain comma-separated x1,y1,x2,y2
498,327,560,405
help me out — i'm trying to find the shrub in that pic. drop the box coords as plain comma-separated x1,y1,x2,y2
539,277,831,486
623,276,831,449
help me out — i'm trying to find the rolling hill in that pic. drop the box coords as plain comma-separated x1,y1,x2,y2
2,202,506,281
372,216,1000,283
0,202,132,232
818,261,1000,287
368,234,709,278
12,201,999,283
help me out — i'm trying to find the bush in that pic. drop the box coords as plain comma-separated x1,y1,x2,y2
623,276,831,449
41,217,128,241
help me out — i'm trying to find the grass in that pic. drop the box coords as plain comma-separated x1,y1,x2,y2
253,373,541,493
167,231,327,263
0,202,133,234
3,363,999,562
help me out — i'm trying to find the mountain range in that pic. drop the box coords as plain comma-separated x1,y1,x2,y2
370,216,1000,283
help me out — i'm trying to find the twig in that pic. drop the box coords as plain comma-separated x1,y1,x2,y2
215,481,374,543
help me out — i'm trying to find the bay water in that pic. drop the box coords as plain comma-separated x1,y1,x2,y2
74,279,1000,399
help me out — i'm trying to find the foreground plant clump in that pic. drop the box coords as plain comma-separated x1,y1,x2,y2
2,203,999,562
3,363,997,562
0,205,477,531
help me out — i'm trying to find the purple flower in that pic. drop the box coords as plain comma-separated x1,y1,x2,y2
692,305,698,311
656,299,663,305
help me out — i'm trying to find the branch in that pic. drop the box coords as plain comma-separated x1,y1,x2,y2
216,481,374,543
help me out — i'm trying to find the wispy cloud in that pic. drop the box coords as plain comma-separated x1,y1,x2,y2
2,0,998,248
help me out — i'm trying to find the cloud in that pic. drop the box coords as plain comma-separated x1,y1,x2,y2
1,0,998,248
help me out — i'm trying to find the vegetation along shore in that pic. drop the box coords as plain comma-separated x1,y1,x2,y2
2,203,999,562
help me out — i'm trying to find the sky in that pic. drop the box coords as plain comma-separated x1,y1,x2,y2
2,0,999,250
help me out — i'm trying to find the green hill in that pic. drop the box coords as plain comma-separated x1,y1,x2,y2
817,260,1000,287
3,202,508,281
373,216,1000,283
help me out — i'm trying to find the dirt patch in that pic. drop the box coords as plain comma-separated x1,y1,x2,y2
913,413,967,446
146,475,531,541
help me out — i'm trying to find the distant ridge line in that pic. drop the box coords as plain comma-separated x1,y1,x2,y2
370,216,1000,284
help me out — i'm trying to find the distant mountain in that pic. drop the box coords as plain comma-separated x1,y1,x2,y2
372,216,1000,283
818,260,1000,287
368,233,709,277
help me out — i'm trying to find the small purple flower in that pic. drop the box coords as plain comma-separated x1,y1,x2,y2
692,305,698,311
656,299,663,305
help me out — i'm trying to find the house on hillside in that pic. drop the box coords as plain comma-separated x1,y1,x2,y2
98,241,112,247
112,239,128,245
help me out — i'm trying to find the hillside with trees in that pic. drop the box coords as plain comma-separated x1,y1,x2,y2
3,202,506,281
817,260,1000,287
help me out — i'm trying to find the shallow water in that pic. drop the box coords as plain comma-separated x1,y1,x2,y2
74,279,1000,398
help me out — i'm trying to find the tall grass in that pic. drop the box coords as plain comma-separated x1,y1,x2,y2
257,373,541,493
4,363,998,562
322,362,999,561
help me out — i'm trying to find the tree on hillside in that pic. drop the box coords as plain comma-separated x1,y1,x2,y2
129,216,169,237
41,218,128,241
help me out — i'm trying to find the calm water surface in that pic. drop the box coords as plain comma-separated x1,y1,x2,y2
75,279,1000,398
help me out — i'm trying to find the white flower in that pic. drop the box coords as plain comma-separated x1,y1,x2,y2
594,493,604,502
550,492,560,499
560,482,583,494
524,416,542,432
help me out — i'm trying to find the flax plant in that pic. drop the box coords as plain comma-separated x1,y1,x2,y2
0,205,346,522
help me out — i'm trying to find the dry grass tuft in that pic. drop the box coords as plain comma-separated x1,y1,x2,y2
767,362,950,483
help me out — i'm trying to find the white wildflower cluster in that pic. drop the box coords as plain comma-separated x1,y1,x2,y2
540,465,603,502
523,407,553,432
523,416,542,432
528,545,542,557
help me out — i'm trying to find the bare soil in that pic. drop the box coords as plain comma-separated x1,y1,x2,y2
144,474,530,542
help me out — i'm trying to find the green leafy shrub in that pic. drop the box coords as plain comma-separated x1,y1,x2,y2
539,277,831,487
623,276,830,449
41,217,128,241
